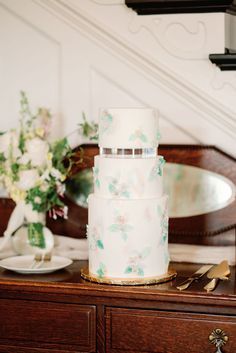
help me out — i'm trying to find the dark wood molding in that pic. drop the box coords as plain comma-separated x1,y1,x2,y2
209,52,236,71
125,0,234,15
227,0,236,14
160,145,236,244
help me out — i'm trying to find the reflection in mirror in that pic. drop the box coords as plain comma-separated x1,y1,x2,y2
65,163,236,218
66,168,93,208
164,163,235,218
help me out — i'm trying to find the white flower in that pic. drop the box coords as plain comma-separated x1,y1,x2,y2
16,169,39,191
40,170,50,181
40,182,49,192
34,196,41,204
26,137,49,167
51,168,62,180
18,153,30,165
57,182,65,195
63,206,68,219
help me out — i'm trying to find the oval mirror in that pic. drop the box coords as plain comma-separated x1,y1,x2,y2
164,163,236,218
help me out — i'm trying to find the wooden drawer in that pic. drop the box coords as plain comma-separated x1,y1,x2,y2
106,307,236,353
0,299,96,352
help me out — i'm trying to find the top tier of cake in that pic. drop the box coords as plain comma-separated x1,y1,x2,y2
99,108,159,149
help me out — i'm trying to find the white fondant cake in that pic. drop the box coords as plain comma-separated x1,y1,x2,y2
88,108,169,281
99,108,160,149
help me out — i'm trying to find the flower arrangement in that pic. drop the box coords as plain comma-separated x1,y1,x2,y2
0,92,75,249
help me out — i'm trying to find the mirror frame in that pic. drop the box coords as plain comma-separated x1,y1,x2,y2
1,144,235,246
160,144,236,244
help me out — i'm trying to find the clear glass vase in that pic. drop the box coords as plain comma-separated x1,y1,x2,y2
12,202,54,255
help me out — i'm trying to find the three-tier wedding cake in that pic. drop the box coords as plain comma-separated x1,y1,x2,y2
87,108,169,283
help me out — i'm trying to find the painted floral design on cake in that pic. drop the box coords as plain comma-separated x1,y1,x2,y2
150,129,161,147
93,166,100,190
157,201,168,246
157,130,161,142
96,262,106,278
89,225,104,251
129,128,148,144
100,110,113,135
124,247,151,276
108,177,130,198
109,213,133,241
149,157,165,181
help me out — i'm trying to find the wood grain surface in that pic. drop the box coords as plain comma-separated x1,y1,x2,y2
0,262,235,352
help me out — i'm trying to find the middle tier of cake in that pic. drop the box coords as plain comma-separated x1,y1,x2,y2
93,155,165,199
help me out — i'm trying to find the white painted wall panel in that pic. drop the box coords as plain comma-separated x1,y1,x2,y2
0,1,61,138
0,0,235,156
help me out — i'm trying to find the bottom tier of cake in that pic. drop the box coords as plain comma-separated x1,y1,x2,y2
88,194,169,279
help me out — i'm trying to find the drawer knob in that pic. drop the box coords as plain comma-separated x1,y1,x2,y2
209,328,228,353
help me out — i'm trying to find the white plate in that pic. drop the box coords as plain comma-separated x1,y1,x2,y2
0,255,73,274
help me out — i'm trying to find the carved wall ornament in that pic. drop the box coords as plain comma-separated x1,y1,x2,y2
129,13,207,59
211,65,236,91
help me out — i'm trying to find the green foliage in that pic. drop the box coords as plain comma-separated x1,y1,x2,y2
79,112,98,141
26,186,64,213
27,222,46,248
0,153,6,162
0,153,6,175
11,163,20,181
51,137,73,175
18,131,26,154
20,91,33,124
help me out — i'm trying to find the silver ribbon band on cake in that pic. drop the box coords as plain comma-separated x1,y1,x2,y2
100,148,157,157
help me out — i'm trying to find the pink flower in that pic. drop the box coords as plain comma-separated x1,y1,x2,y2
116,215,127,225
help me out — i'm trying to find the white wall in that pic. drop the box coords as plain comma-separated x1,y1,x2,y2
0,0,236,156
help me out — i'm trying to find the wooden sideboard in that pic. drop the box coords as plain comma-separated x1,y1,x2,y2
0,261,235,353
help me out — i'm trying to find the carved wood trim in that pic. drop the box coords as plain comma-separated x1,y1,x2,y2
209,52,236,71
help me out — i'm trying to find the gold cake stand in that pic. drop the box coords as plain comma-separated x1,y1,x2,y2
81,268,177,286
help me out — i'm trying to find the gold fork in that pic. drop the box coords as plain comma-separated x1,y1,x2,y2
30,253,42,269
32,253,52,269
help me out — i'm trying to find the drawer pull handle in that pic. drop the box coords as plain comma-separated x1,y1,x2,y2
209,328,228,353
